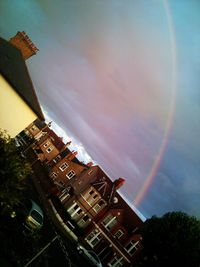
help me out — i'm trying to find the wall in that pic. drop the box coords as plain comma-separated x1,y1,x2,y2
0,75,37,137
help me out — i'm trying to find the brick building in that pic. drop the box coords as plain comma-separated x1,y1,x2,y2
61,165,143,266
20,120,144,266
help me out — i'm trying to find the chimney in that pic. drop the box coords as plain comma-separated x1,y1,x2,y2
114,178,125,190
9,31,39,60
87,162,93,167
67,150,78,161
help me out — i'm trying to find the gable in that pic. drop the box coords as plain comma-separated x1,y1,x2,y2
0,37,44,121
0,75,37,137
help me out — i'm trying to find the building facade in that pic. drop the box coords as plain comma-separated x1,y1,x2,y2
21,119,144,266
0,33,44,137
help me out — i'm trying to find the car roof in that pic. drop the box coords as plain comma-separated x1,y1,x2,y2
30,199,43,216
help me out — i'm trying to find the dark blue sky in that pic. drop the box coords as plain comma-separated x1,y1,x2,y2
1,0,200,219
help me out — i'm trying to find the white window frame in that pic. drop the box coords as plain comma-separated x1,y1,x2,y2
93,199,106,213
88,170,93,175
108,256,124,267
50,172,58,180
85,229,101,248
59,162,69,171
31,125,37,131
44,141,50,148
82,187,100,206
46,145,54,153
114,229,124,239
59,192,70,203
71,207,82,218
77,214,90,227
66,170,75,179
67,202,79,213
53,155,61,163
103,214,117,230
125,241,139,256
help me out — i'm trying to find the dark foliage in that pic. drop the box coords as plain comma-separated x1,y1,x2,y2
0,129,31,215
140,211,200,267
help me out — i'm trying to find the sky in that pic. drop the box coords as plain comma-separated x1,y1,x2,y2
0,0,200,219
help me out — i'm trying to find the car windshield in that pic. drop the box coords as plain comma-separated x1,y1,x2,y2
30,210,43,224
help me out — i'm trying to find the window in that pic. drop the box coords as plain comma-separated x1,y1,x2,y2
31,125,37,131
85,229,101,248
77,214,91,228
59,192,70,203
93,194,98,199
108,256,124,267
46,145,54,153
125,241,139,256
82,214,89,221
59,162,69,171
88,170,93,175
66,170,75,179
114,229,124,239
58,180,65,186
71,207,82,218
77,209,82,215
89,190,94,195
73,204,79,210
93,199,106,212
103,214,117,230
53,155,61,163
67,203,79,213
67,202,82,219
82,187,100,206
50,172,57,179
44,141,50,148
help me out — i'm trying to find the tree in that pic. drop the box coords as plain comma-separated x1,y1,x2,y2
0,129,31,215
140,211,200,267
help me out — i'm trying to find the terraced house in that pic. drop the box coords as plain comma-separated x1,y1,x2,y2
61,165,143,266
22,119,144,266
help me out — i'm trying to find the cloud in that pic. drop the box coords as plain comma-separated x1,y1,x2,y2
182,176,200,194
44,110,94,163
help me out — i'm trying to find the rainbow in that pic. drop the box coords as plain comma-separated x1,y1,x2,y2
134,0,177,207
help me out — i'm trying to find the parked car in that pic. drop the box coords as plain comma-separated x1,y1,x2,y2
23,199,44,232
77,244,103,267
